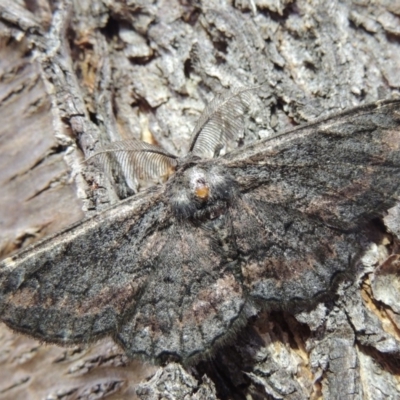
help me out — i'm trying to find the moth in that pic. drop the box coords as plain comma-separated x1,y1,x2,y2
0,88,400,365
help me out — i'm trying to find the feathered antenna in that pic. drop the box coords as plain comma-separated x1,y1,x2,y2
188,86,261,158
86,139,178,189
86,86,262,189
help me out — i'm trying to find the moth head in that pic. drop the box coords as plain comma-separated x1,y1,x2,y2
167,164,236,220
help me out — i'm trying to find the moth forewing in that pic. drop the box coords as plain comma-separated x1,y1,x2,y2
0,188,165,344
220,99,400,230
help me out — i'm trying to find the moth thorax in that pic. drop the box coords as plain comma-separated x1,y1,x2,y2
169,165,235,220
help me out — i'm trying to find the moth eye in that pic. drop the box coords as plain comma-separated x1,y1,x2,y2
194,178,209,200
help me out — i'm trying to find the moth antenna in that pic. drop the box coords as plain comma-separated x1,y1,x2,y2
188,85,262,158
85,139,178,186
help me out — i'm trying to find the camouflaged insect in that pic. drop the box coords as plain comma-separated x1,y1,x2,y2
0,88,400,364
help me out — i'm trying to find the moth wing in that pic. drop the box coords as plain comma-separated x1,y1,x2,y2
116,221,246,363
230,196,362,305
0,189,246,362
0,189,164,344
224,100,400,230
223,100,400,304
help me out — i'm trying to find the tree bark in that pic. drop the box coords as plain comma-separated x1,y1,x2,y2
0,0,400,399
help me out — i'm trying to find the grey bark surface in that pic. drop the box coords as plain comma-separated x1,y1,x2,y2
0,0,399,399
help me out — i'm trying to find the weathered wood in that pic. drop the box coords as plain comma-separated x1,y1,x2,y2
0,0,399,398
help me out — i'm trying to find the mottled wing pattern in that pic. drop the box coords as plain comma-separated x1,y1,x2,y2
223,99,400,304
116,220,245,362
225,100,400,230
0,189,164,344
0,191,245,363
230,196,362,305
